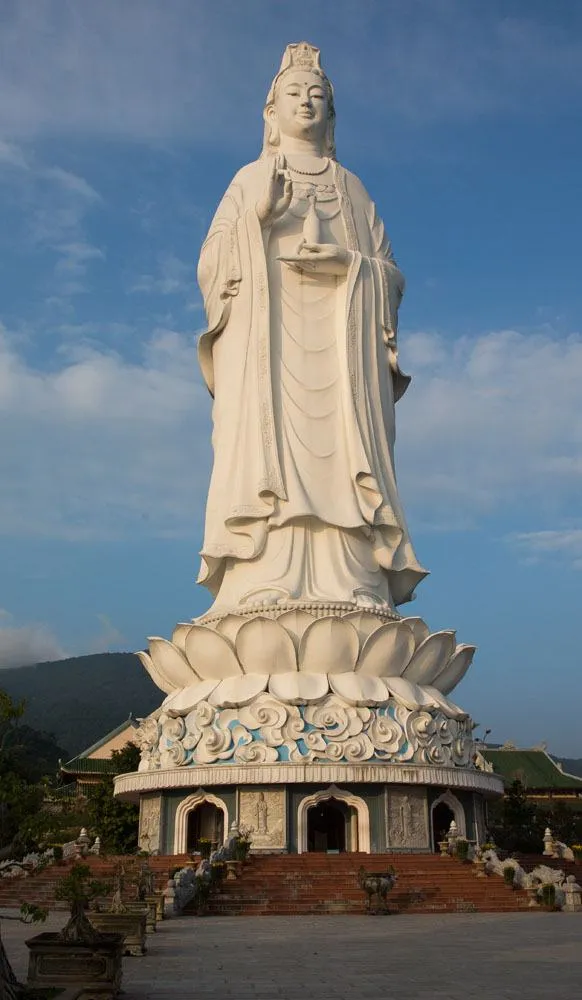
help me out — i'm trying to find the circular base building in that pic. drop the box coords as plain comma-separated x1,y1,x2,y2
114,602,502,854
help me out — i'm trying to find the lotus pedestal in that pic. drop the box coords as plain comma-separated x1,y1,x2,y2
115,604,503,853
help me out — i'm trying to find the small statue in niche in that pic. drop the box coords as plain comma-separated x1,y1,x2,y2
256,791,268,835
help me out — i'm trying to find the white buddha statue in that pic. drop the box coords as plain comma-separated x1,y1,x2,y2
196,42,427,615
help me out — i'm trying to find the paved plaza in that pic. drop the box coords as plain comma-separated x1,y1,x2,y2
2,909,581,999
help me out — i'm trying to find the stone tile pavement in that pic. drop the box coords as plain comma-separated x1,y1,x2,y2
2,909,581,999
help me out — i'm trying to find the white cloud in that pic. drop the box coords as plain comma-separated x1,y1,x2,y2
0,323,209,540
54,242,105,283
40,167,101,202
0,141,104,299
0,611,66,669
129,254,192,296
397,329,582,527
0,139,29,169
508,530,582,569
0,610,129,668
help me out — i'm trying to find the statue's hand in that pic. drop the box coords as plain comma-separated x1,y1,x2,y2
278,243,352,276
256,155,293,226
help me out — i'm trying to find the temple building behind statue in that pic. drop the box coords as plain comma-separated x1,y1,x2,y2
114,42,504,854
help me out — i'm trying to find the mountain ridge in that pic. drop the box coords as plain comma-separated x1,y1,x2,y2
0,652,160,758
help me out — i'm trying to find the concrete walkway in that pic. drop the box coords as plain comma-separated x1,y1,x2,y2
2,909,581,999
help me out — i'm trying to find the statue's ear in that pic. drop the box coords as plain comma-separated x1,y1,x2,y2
264,106,280,149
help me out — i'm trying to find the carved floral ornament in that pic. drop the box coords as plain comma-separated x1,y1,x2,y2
137,610,474,719
135,692,474,771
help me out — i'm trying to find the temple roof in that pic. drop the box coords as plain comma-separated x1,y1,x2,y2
60,715,138,775
481,746,582,790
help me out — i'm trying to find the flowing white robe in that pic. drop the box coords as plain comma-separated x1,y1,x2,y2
197,157,427,610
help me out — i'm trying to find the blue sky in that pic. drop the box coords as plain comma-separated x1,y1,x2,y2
0,1,581,754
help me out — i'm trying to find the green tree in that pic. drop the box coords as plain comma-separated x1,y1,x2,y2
86,742,140,855
0,690,45,855
488,779,544,853
538,801,582,846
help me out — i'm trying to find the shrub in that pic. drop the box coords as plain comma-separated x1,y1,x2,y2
540,883,556,908
455,838,470,861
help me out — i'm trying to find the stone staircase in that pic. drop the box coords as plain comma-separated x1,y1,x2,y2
200,852,532,915
0,855,179,910
3,852,570,915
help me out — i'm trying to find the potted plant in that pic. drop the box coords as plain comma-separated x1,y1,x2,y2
455,838,470,863
198,838,212,860
503,865,516,886
25,862,123,997
233,827,252,863
572,844,582,862
88,863,148,956
539,882,558,911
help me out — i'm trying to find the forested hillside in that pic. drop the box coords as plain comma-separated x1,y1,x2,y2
0,653,160,758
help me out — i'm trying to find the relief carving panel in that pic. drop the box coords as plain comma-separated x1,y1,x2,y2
387,788,429,850
139,793,162,853
239,787,286,850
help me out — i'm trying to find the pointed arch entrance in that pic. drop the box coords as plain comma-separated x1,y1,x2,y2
174,791,229,854
297,787,370,854
430,790,465,851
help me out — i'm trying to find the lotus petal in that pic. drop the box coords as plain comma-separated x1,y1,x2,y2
383,676,426,710
137,650,175,695
357,621,415,677
268,672,329,704
299,618,359,674
235,617,296,675
210,674,269,708
215,613,246,645
402,631,456,685
172,623,193,653
432,644,476,695
424,686,468,720
342,610,385,643
329,673,388,706
184,626,242,680
162,679,220,717
148,637,197,689
400,617,430,647
275,609,315,651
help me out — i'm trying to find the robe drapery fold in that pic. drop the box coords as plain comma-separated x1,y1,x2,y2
197,158,427,607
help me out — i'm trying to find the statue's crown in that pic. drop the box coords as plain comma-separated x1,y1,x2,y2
278,41,322,76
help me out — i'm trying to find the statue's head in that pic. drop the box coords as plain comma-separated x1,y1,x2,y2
262,42,336,158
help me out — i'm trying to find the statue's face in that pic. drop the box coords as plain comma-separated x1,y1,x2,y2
270,70,329,142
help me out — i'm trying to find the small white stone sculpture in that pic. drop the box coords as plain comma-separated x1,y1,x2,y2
481,851,527,888
563,875,582,912
447,820,459,848
552,840,575,861
88,837,101,856
543,827,555,856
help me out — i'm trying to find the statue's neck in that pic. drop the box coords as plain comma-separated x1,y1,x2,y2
279,137,325,156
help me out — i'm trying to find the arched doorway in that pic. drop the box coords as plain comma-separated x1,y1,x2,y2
173,791,229,854
187,802,224,853
431,802,454,852
430,790,466,852
298,786,370,854
307,799,351,853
